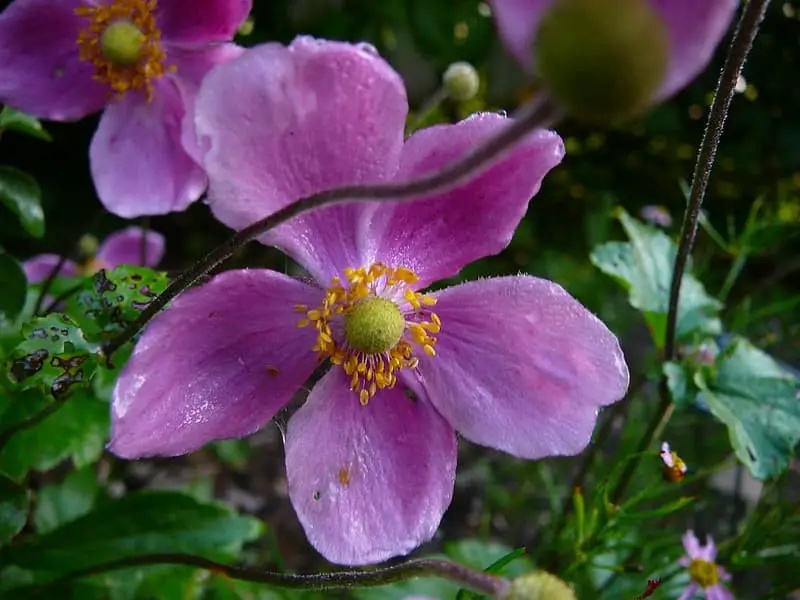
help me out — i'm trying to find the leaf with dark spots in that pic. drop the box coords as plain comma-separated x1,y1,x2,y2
6,314,97,400
66,266,169,343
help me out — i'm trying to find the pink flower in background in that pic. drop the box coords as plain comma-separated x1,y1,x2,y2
109,38,629,566
640,205,673,228
23,226,165,283
490,0,738,106
0,0,250,217
677,531,734,600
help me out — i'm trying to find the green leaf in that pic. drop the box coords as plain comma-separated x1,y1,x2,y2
0,107,52,141
0,253,27,325
66,266,170,343
5,491,264,573
0,392,109,481
0,474,28,545
0,166,45,238
34,466,100,534
7,313,97,399
590,209,721,346
696,337,800,480
445,539,532,578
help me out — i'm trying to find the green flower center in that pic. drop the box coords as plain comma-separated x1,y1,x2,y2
534,0,669,123
344,297,406,354
689,559,720,588
100,21,145,66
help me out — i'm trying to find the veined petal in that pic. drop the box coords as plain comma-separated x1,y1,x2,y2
285,369,456,566
416,276,629,459
90,80,206,217
489,0,555,72
364,114,564,288
22,253,78,283
158,0,251,44
110,269,322,457
196,36,407,282
0,0,107,120
96,226,165,268
652,0,739,101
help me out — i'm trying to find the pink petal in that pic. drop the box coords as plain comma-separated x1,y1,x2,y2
167,44,245,166
489,0,555,72
158,0,251,44
365,114,563,288
682,530,702,558
110,269,322,457
706,585,735,600
677,583,699,600
678,556,691,568
652,0,739,101
0,0,107,120
96,227,165,269
90,80,206,218
196,37,407,283
414,276,629,459
22,254,78,283
700,534,719,562
718,566,732,582
285,369,456,566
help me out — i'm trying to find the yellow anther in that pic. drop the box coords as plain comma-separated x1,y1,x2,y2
294,304,308,312
296,318,310,328
423,344,436,357
359,390,370,406
421,295,438,306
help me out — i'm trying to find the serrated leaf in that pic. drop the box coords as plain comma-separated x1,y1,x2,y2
0,107,51,141
0,392,109,481
697,337,800,480
590,210,721,346
0,474,28,545
0,253,27,325
0,166,44,238
34,466,100,534
5,491,264,573
66,266,170,343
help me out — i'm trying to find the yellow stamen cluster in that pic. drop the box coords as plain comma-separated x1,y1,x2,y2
75,0,172,100
296,263,440,406
689,559,720,588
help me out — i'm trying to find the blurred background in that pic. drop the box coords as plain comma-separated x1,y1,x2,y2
1,1,799,597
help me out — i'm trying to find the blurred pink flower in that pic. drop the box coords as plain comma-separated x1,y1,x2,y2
678,531,735,600
108,38,630,566
640,205,673,228
0,0,251,217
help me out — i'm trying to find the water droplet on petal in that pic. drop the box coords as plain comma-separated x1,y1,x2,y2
356,41,379,56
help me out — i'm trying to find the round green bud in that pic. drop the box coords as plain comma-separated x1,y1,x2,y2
443,61,480,102
344,297,405,354
237,16,255,36
77,234,100,258
534,0,669,123
100,21,145,66
501,571,577,600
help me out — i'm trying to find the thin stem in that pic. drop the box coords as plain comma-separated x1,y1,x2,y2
32,254,69,315
43,282,84,314
25,554,510,598
406,87,449,134
100,96,562,361
0,400,65,453
609,0,770,505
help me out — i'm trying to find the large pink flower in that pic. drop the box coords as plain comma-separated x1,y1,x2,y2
109,38,629,566
0,0,251,217
490,0,738,103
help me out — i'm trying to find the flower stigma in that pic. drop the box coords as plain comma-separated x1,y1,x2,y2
688,559,720,588
296,263,440,406
75,0,172,100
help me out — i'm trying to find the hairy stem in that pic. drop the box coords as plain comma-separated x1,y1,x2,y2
100,96,561,361
609,0,770,504
26,554,510,598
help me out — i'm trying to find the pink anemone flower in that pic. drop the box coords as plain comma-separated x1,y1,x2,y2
23,226,165,282
678,531,735,600
109,37,630,566
0,0,251,217
490,0,738,107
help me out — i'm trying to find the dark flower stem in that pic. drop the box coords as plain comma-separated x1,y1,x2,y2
100,96,562,361
609,0,771,504
26,554,510,598
32,254,70,315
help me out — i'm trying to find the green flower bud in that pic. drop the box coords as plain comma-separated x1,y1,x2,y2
534,0,669,123
443,61,480,102
344,297,405,354
501,571,577,600
237,16,255,36
78,234,100,258
100,21,145,67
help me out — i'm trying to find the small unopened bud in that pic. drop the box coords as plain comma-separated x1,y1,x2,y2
78,234,100,259
501,571,576,600
443,62,480,102
237,16,255,36
534,0,669,123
